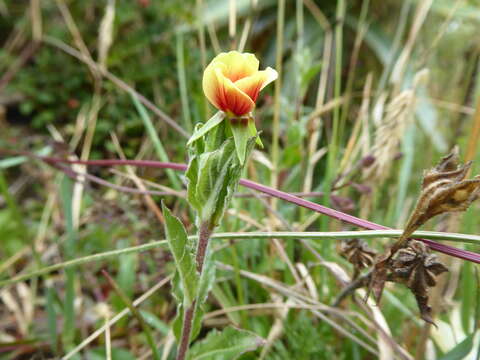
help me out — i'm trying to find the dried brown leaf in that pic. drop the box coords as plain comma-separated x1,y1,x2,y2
389,240,448,325
340,239,377,275
403,147,480,239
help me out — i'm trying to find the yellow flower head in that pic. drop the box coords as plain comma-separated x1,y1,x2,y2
202,51,278,117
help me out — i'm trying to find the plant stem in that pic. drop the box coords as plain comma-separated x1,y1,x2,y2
270,0,285,211
196,221,213,273
11,153,480,264
176,221,213,360
176,300,197,360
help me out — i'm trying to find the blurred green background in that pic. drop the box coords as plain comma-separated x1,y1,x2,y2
1,0,480,359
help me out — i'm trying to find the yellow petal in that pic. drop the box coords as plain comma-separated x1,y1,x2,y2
213,68,255,116
213,51,259,82
234,67,278,102
202,60,224,110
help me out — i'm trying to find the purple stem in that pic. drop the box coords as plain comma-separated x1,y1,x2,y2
36,156,480,264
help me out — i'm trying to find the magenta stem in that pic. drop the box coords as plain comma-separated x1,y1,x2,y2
35,155,480,264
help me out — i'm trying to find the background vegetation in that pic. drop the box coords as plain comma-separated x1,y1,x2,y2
1,0,480,358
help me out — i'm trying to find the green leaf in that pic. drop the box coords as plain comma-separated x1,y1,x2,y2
187,111,225,146
87,348,137,360
140,310,170,335
438,334,475,360
230,121,251,165
248,120,263,148
161,203,198,305
186,138,243,225
130,92,182,190
171,246,214,343
0,146,51,169
187,326,265,360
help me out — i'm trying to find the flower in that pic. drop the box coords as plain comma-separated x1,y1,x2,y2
202,51,277,117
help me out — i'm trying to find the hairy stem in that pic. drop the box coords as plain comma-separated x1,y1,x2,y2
176,221,213,360
176,300,197,360
196,221,213,273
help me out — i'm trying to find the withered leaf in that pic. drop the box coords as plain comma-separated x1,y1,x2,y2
389,240,448,324
340,239,376,273
369,147,476,306
368,251,391,304
402,147,480,241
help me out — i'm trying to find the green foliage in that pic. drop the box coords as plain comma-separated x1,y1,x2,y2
187,326,264,360
186,136,255,225
87,347,137,360
268,312,344,360
438,333,475,360
162,203,198,306
187,111,226,146
3,0,480,358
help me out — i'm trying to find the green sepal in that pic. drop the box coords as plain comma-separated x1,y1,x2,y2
248,119,263,148
229,120,251,165
187,111,225,146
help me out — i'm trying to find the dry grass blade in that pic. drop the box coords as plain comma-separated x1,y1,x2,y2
110,133,165,223
217,262,380,356
98,0,115,70
62,276,171,360
391,0,433,86
42,36,189,138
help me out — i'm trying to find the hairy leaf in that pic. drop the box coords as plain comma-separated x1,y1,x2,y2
187,326,265,360
162,203,198,305
187,111,225,146
186,137,254,225
230,118,251,165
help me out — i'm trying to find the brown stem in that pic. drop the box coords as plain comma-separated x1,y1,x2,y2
332,271,372,307
196,221,213,273
176,300,197,360
176,221,213,360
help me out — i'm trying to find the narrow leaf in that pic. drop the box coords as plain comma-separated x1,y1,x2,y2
438,334,474,360
248,120,263,148
187,326,265,360
130,92,181,190
187,111,225,146
162,203,198,305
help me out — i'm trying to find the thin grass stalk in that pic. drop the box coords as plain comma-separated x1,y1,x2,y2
465,97,480,165
102,270,161,360
42,36,189,137
196,0,209,118
326,0,346,200
176,31,192,133
302,0,331,197
270,0,285,212
11,154,480,264
2,229,480,288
